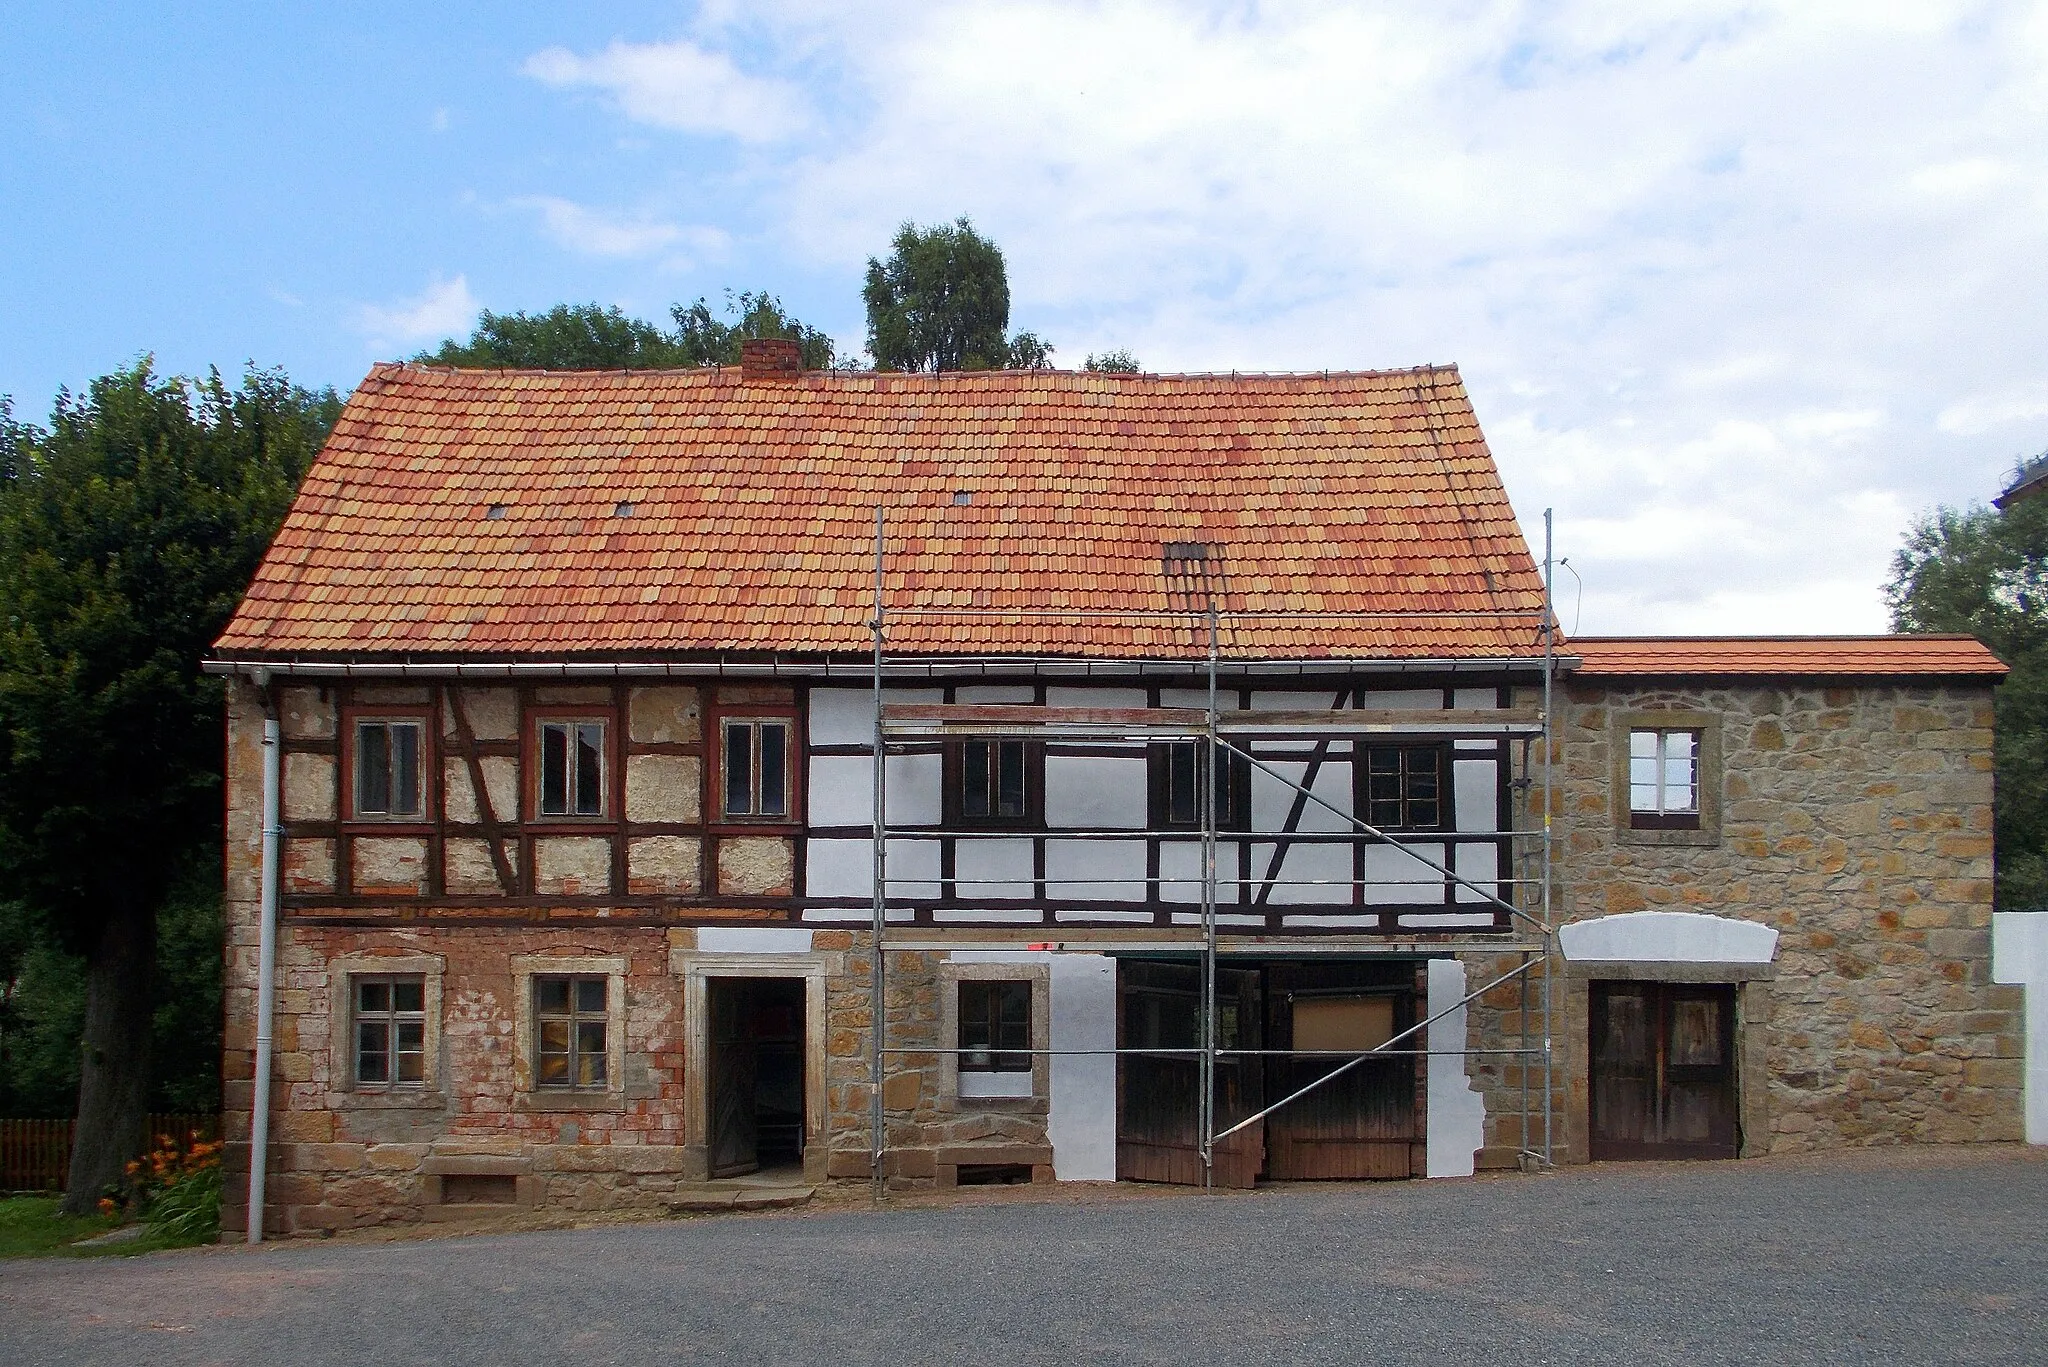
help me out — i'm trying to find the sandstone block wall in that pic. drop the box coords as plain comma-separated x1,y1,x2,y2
1461,677,2022,1164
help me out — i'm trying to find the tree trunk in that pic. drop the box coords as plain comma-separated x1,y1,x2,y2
60,903,155,1214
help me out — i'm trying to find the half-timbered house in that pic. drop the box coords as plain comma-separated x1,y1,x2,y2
208,341,2026,1236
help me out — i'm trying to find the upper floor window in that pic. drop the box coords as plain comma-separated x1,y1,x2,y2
538,720,606,817
946,739,1043,828
1150,740,1250,830
353,718,424,819
722,718,791,819
1361,745,1444,831
1630,728,1700,829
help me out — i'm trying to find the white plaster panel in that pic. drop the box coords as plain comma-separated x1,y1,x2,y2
1362,842,1445,904
933,909,1045,924
1160,840,1244,903
804,836,941,899
807,753,943,827
1251,840,1353,904
1045,839,1145,901
697,928,814,954
1559,911,1780,964
1251,760,1353,833
959,1072,1035,1099
1454,759,1498,832
1045,687,1147,708
956,838,1035,898
1280,914,1381,928
1051,954,1117,1180
1055,908,1155,922
1426,958,1485,1178
800,906,916,923
955,685,1035,704
807,687,943,746
1992,912,2048,1145
1400,911,1498,929
1160,688,1245,710
1169,912,1268,927
1249,689,1347,711
1045,753,1148,829
1454,841,1500,904
1452,688,1501,710
1358,688,1444,710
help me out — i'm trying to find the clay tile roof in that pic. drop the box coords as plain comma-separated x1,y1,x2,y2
1567,635,2007,679
214,363,1551,662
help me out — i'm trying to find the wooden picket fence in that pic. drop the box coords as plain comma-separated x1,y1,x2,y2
0,1114,220,1193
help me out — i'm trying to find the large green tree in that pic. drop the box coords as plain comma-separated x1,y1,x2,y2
0,361,337,1210
863,218,1053,372
1886,482,2048,910
420,293,836,371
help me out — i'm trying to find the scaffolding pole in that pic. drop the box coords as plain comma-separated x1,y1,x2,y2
869,508,887,1198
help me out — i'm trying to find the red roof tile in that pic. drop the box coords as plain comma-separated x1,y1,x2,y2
215,363,1551,662
1568,635,2006,678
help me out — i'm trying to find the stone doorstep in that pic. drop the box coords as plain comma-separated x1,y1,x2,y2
666,1185,816,1213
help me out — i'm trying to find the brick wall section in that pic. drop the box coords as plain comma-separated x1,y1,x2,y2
1464,677,2022,1163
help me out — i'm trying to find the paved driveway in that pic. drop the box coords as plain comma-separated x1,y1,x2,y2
3,1147,2042,1366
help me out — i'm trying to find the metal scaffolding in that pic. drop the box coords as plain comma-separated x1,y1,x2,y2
865,510,1560,1191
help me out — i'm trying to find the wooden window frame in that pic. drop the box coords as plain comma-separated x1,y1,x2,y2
957,978,1033,1073
510,954,626,1111
937,961,1050,1112
1147,740,1251,831
704,700,802,830
1628,727,1703,831
715,715,799,825
532,973,611,1090
942,738,1045,830
340,705,436,830
1356,743,1451,833
524,707,619,825
351,973,428,1090
327,952,444,1104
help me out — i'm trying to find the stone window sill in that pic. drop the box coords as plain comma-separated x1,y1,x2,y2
946,1095,1048,1115
327,1089,447,1110
516,1089,623,1113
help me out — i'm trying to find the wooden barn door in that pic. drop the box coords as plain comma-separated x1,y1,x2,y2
1116,961,1265,1187
1263,963,1421,1180
1590,982,1738,1160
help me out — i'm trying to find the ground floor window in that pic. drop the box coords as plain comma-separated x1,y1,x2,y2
958,979,1032,1073
353,975,426,1087
534,974,609,1089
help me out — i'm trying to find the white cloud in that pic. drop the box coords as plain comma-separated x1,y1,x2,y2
516,196,730,261
521,39,805,141
521,2,2048,632
356,275,479,347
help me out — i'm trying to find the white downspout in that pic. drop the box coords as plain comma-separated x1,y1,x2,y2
247,699,281,1244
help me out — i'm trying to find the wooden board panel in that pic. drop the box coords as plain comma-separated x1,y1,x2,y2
1116,961,1264,1188
1263,962,1419,1181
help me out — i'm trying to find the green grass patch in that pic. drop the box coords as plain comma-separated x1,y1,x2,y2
0,1195,214,1258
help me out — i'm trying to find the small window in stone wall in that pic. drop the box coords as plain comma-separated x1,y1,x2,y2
354,975,426,1087
535,974,608,1088
1629,729,1701,829
959,980,1031,1073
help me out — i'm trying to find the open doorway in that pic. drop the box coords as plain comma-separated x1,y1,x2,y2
707,977,807,1179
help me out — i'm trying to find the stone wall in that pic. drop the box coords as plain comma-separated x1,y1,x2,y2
1459,676,2023,1165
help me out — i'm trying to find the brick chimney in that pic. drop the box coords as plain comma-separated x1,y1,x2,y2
740,337,803,380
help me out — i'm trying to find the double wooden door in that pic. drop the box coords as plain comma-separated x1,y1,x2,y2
1590,981,1739,1160
1116,962,1265,1187
708,978,806,1178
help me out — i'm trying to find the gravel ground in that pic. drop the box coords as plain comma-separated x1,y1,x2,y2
2,1146,2042,1366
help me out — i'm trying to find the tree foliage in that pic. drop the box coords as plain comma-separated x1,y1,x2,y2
418,294,836,371
863,218,1053,372
0,360,336,1205
1085,350,1142,373
1887,485,2048,909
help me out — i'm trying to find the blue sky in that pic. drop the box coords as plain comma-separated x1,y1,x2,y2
6,2,2048,634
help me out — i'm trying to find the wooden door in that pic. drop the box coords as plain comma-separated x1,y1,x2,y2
1590,982,1738,1160
1115,962,1265,1187
1264,963,1420,1180
708,979,760,1178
